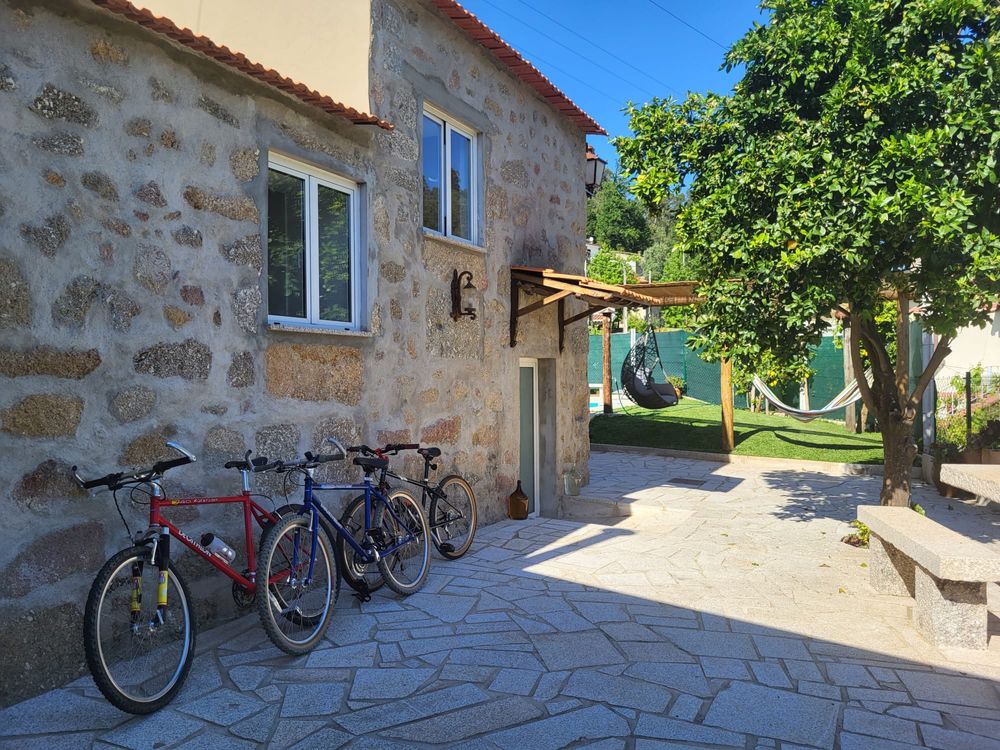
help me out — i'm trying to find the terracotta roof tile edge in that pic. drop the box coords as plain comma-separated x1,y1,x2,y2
88,0,393,130
431,0,606,136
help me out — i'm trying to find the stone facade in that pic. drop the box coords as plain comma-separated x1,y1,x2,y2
0,0,590,703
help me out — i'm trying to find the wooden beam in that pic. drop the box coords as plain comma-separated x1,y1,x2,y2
563,305,605,326
509,280,520,347
602,312,613,415
516,289,574,318
558,298,565,353
511,273,618,302
721,358,734,452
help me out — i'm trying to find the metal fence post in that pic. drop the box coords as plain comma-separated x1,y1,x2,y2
966,370,973,447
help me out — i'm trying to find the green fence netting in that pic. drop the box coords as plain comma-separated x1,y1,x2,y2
589,321,926,427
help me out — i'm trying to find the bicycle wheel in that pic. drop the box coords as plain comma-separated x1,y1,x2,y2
336,494,387,594
84,547,195,714
429,474,478,560
256,513,338,655
376,489,431,595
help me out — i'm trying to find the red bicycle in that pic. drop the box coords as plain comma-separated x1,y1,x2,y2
73,441,338,714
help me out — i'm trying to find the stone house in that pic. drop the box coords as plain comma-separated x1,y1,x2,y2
0,0,603,702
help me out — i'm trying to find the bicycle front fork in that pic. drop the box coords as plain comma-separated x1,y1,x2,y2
131,531,171,633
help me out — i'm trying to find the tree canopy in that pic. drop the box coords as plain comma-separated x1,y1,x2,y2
616,0,1000,504
586,177,652,255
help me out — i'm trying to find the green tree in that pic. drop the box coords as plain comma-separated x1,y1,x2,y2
616,0,1000,506
587,245,639,285
641,193,685,282
587,177,652,255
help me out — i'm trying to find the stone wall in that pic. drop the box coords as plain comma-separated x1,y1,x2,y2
0,0,590,704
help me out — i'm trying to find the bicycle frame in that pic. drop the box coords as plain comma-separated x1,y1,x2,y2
383,468,463,533
143,470,279,592
296,467,418,569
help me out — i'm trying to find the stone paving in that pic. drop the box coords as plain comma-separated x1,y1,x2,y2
4,450,1000,749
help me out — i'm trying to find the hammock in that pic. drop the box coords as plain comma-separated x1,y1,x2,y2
751,370,871,422
620,328,679,410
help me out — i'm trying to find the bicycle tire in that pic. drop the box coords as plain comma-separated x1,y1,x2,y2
429,474,478,559
377,489,431,595
84,546,196,714
336,494,386,594
256,514,338,655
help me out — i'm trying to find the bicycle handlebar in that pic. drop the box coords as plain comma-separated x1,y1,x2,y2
223,451,280,473
385,443,419,452
307,453,341,463
72,442,196,491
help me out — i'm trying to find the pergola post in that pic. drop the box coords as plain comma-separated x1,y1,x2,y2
602,311,613,414
843,306,857,432
721,357,735,451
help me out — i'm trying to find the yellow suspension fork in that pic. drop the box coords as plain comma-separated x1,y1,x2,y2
129,562,143,624
153,531,171,618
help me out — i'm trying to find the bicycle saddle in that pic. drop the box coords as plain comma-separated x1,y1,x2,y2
418,447,441,459
353,456,388,472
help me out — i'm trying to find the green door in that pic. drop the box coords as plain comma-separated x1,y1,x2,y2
519,362,537,515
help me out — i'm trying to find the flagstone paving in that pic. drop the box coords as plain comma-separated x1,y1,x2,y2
3,450,1000,749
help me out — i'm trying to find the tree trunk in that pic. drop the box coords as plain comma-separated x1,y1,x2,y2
879,412,917,506
848,294,952,508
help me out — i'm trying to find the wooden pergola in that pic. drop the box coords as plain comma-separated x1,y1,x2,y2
508,267,739,452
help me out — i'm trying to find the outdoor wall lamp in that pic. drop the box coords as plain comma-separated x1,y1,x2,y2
450,269,477,321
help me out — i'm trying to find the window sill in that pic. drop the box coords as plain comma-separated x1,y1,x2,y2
421,229,486,256
266,323,373,339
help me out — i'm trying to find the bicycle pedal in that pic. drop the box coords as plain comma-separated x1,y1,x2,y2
438,542,455,553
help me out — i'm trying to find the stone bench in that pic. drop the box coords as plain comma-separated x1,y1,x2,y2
857,505,1000,650
940,463,1000,504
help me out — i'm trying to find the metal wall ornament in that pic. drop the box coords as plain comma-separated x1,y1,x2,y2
450,269,477,321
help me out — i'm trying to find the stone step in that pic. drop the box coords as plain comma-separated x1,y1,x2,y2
558,494,666,521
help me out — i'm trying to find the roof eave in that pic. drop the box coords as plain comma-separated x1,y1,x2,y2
430,0,606,136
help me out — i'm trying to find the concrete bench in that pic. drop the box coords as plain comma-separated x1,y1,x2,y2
940,463,1000,504
857,506,1000,650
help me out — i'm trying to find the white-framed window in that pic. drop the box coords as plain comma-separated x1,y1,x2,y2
422,105,479,244
266,154,361,330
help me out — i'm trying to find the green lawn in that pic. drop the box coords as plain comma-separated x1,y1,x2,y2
590,399,885,464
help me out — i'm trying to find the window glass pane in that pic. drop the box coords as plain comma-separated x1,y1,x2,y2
317,184,352,323
267,168,306,319
422,115,442,232
450,129,472,241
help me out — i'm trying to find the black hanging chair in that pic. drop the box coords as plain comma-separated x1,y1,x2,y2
620,327,679,410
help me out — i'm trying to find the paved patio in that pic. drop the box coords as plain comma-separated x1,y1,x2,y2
3,450,1000,749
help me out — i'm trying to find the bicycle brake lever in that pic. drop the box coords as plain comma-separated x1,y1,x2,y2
71,466,85,489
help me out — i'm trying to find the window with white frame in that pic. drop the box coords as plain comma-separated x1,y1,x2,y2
422,106,478,244
266,154,361,330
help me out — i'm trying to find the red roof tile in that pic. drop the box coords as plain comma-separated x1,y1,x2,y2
88,0,393,130
430,0,606,136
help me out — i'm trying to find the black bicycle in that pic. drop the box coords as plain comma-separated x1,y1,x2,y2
337,443,477,595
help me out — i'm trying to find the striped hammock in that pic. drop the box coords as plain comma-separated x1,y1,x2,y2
751,370,872,422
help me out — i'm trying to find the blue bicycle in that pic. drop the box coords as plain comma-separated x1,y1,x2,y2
255,438,431,654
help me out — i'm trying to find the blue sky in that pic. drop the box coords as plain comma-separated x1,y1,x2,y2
459,0,769,171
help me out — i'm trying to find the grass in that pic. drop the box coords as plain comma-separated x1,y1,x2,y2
590,398,885,464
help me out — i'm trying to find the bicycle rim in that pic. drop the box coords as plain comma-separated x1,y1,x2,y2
430,475,477,559
87,550,194,711
376,490,431,595
338,495,385,593
259,515,335,653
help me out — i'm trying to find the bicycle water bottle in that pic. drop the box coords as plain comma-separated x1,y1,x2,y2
201,533,236,564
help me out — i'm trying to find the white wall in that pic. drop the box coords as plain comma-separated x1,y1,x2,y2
136,0,372,114
934,313,1000,392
